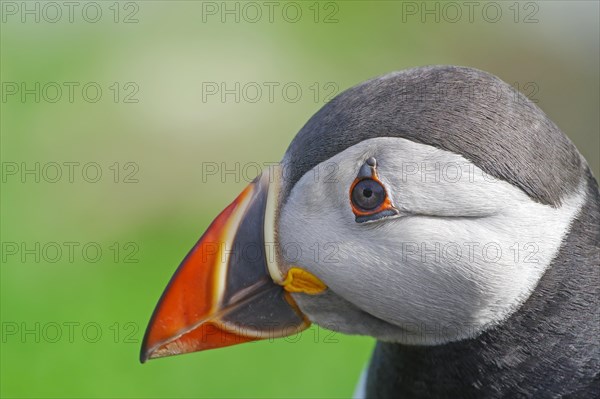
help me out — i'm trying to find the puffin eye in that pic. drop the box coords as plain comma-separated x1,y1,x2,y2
351,179,386,211
349,157,400,223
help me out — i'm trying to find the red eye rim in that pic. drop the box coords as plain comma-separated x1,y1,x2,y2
349,177,395,217
349,159,398,220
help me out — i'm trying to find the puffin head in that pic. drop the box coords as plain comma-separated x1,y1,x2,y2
140,66,587,361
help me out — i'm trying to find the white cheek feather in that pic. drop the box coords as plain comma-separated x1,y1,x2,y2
279,137,587,344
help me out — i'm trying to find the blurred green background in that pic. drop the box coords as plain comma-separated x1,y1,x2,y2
1,1,598,398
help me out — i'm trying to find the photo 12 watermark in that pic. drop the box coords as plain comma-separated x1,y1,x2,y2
400,80,540,104
1,321,140,344
1,162,140,184
201,81,339,104
1,241,140,264
200,1,340,24
1,1,140,24
1,82,140,104
400,1,540,24
199,160,503,185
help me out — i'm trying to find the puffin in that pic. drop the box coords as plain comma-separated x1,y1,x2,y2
140,66,600,398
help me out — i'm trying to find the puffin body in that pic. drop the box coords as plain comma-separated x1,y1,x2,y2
141,66,600,398
364,166,600,398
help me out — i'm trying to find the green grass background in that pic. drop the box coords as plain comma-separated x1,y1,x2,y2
1,1,598,398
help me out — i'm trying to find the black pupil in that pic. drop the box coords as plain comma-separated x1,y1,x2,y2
352,179,385,211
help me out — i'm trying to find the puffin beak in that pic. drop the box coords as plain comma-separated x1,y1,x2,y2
140,167,325,362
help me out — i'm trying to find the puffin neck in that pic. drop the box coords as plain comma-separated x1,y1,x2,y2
366,168,600,398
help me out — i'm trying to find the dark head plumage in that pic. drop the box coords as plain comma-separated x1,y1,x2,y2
283,66,582,206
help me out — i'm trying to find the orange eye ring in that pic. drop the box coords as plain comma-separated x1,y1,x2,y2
349,157,399,223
